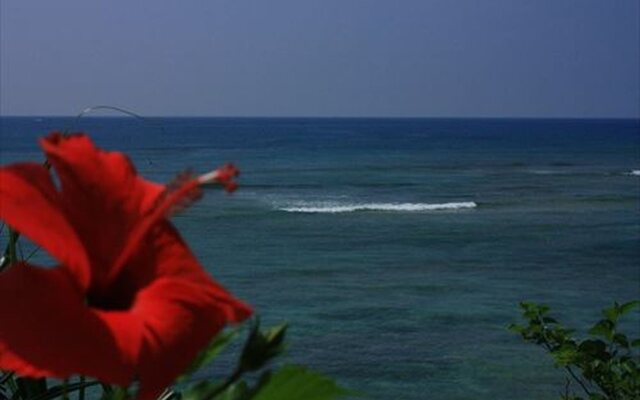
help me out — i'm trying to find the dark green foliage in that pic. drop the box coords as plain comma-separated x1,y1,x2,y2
100,386,129,400
510,301,640,400
178,318,350,400
250,365,352,400
239,319,288,373
16,378,48,400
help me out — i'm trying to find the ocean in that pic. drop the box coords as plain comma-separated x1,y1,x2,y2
1,117,639,399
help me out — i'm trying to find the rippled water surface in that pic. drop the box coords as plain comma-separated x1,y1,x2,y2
1,117,639,399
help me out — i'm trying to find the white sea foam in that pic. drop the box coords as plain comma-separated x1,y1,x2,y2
279,201,477,213
627,170,640,176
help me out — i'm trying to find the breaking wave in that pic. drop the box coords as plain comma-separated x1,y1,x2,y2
279,201,477,213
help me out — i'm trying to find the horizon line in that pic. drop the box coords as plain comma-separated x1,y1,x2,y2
1,115,639,120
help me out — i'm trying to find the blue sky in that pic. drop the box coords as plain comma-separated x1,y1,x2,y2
1,1,638,117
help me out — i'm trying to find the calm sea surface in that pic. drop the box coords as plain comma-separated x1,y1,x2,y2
1,117,639,399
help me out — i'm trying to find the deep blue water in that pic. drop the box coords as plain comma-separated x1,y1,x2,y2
1,117,639,399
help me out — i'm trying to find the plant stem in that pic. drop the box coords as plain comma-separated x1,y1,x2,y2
538,315,593,398
78,376,85,400
62,378,69,400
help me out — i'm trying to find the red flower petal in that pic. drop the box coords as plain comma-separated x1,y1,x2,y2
0,263,138,384
93,222,251,399
0,226,251,398
133,277,247,399
40,133,164,289
0,163,90,289
0,133,252,396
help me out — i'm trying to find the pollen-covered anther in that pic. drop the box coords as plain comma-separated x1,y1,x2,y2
197,163,240,193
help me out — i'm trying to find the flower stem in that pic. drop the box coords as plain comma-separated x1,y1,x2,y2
78,376,86,400
62,378,69,400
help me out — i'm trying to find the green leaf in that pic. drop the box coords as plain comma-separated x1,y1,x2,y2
578,339,608,359
183,380,250,400
212,381,249,400
251,365,352,400
182,380,221,400
508,323,524,334
552,344,578,365
600,301,636,323
618,300,640,316
613,333,629,348
588,320,615,340
264,324,287,345
100,386,128,400
602,303,619,322
519,301,535,312
178,327,242,382
240,319,288,372
520,302,545,320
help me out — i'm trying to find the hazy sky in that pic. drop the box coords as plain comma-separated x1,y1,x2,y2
1,1,638,117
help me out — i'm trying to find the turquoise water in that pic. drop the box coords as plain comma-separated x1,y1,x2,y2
1,117,639,399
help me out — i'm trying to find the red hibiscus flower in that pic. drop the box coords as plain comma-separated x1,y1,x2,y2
0,133,251,399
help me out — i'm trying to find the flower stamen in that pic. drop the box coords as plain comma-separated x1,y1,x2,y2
197,163,240,193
